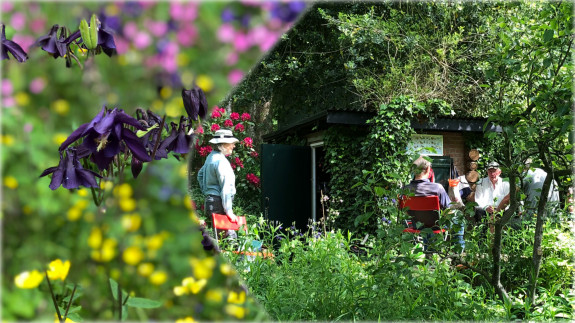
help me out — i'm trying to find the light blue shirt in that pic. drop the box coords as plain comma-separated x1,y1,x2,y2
197,151,236,214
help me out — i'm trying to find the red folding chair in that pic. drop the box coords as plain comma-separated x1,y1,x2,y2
399,195,447,235
211,213,274,259
211,213,248,243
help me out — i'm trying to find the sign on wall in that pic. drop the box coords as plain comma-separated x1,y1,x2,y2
407,134,443,156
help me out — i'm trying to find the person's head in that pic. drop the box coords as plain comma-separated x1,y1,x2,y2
487,161,501,183
209,129,239,155
413,156,432,179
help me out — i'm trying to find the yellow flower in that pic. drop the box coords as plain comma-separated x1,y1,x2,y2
179,164,187,178
119,198,136,212
165,101,182,118
114,183,133,199
220,263,235,276
151,99,163,112
173,285,188,296
121,213,141,232
54,313,76,322
123,246,144,266
160,87,172,99
146,234,164,250
14,270,44,289
137,262,154,277
189,257,215,280
1,134,15,146
100,180,114,191
149,270,168,285
88,227,102,249
175,316,196,323
97,238,117,262
225,304,246,319
51,99,70,115
182,277,207,294
3,176,18,189
205,289,224,303
77,188,89,197
176,53,190,67
52,133,68,146
47,259,71,281
227,291,246,305
67,207,82,221
196,74,214,92
14,92,30,106
74,199,89,210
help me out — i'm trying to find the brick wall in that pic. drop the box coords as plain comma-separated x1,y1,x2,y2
417,131,467,175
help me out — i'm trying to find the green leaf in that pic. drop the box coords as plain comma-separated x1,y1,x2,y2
89,14,99,49
543,29,554,42
136,124,159,137
126,297,162,309
109,278,119,300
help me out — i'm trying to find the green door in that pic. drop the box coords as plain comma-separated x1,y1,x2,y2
261,144,312,231
430,156,453,191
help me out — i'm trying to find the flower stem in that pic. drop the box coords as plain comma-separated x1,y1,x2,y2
45,271,63,322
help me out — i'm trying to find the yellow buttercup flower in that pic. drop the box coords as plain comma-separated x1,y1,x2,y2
175,316,196,323
145,234,164,250
52,133,68,146
196,74,214,92
77,188,89,197
121,213,142,232
3,176,18,189
182,277,207,294
119,198,136,212
149,270,168,285
137,262,154,277
227,291,246,305
220,263,235,276
2,134,15,146
88,227,102,249
51,99,69,115
189,257,215,280
67,207,82,221
47,259,71,281
205,289,224,303
173,286,188,296
160,87,172,99
165,101,182,118
14,270,44,289
225,304,246,319
14,92,30,106
114,183,133,199
54,313,76,322
100,180,114,191
123,246,144,266
179,164,187,178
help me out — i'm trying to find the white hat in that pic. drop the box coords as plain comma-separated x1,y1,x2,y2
209,129,239,144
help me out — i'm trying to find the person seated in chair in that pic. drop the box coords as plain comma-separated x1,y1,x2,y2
403,156,464,251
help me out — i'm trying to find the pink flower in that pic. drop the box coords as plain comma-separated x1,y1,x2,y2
1,2,13,12
246,173,260,187
234,123,245,132
230,112,240,121
211,124,220,132
10,12,26,31
134,32,152,49
147,20,168,37
177,24,198,47
225,52,238,66
234,157,244,168
30,18,46,34
224,119,234,127
123,22,139,39
196,126,204,134
250,150,259,158
211,110,222,119
2,79,13,96
233,32,250,52
218,107,226,114
29,77,45,94
241,113,251,121
228,70,244,86
243,137,253,147
198,146,213,157
217,23,235,43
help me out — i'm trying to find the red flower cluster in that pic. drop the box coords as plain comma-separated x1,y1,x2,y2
224,119,234,127
242,137,253,147
231,157,244,169
211,123,220,132
241,113,251,121
211,110,221,119
234,123,245,132
230,112,240,120
198,145,213,157
246,173,260,187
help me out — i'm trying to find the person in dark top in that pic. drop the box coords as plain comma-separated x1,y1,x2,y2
403,156,464,252
404,156,451,209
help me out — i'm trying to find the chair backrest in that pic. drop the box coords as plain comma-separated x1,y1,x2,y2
399,195,441,229
211,213,248,232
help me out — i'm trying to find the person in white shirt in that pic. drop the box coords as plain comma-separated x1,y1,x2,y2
474,161,510,223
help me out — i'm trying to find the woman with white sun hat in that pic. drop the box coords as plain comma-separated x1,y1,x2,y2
197,129,240,239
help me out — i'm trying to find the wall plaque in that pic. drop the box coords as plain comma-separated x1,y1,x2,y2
407,134,443,156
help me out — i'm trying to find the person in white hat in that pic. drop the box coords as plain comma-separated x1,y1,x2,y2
197,129,240,239
474,161,510,223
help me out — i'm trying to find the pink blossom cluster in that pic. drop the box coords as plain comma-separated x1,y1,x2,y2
231,157,244,170
242,137,253,147
197,145,213,157
246,173,260,187
241,112,251,121
234,123,245,132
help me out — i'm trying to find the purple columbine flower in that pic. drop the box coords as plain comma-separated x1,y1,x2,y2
96,19,117,57
34,24,68,58
157,117,193,157
40,147,101,190
1,24,28,62
59,106,152,171
221,8,235,23
181,85,208,121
